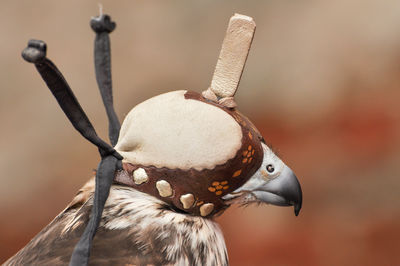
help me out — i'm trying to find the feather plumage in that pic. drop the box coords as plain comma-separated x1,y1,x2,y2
4,178,228,266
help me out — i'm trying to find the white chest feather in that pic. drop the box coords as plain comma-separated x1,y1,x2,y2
63,185,229,266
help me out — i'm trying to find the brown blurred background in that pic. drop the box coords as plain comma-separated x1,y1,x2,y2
1,0,399,265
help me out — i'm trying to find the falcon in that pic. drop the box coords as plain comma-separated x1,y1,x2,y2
5,13,302,266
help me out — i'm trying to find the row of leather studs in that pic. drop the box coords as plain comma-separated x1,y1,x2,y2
131,167,214,217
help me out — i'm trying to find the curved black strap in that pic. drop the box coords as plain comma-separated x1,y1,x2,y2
91,15,120,146
21,40,119,157
22,36,123,266
69,155,120,266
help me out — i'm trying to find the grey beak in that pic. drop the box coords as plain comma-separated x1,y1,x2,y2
252,166,302,216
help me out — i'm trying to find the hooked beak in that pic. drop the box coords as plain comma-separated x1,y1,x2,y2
252,165,302,216
224,165,303,216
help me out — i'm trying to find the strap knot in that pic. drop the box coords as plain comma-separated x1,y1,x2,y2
90,15,116,33
202,88,237,109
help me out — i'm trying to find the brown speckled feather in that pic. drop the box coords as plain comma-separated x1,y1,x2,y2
4,178,228,266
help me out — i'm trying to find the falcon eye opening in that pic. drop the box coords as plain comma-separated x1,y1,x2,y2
266,164,275,173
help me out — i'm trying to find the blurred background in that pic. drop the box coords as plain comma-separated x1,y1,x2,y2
1,0,399,265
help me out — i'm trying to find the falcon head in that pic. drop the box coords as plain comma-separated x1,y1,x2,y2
114,89,302,217
223,142,302,216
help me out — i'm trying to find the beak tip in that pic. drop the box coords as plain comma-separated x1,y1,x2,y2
292,173,302,217
293,195,302,216
294,204,301,216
